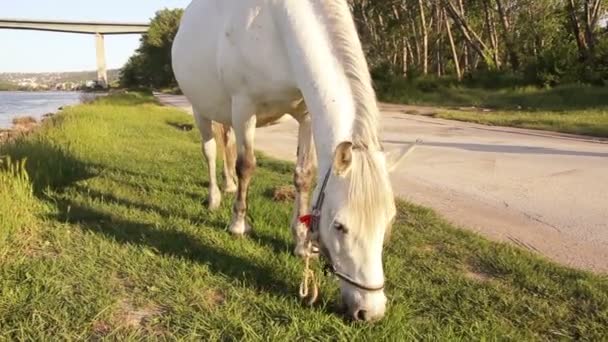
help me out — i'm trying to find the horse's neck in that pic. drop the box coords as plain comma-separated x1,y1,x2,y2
275,0,357,173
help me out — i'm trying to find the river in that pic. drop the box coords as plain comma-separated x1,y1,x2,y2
0,91,83,129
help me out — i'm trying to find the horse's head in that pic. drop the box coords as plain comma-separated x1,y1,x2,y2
311,141,413,321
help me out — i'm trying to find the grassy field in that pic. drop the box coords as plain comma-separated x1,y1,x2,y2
378,80,608,137
1,93,607,340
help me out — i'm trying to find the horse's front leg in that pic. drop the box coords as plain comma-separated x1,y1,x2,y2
292,113,316,257
229,97,257,235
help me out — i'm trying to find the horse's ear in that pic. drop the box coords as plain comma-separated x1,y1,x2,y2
386,141,419,173
333,141,353,176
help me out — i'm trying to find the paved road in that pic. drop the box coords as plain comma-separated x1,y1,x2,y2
157,93,608,273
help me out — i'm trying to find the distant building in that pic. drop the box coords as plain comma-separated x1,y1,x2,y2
85,80,98,88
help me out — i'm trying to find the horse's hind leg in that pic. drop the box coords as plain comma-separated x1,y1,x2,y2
229,97,257,235
292,112,316,257
221,125,238,193
193,109,222,210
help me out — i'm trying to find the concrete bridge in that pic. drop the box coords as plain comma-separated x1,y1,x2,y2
0,18,150,87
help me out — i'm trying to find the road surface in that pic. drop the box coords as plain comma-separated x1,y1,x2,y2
156,93,608,273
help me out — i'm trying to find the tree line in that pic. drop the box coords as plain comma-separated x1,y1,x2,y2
351,0,607,86
120,9,183,89
121,2,607,89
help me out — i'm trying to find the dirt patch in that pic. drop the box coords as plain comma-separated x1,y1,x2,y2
271,185,296,202
23,239,60,260
116,299,164,329
203,288,226,307
0,129,25,144
463,265,494,283
0,227,40,265
452,106,494,112
91,299,165,338
0,129,12,142
1,116,43,144
12,116,37,127
417,244,439,253
91,320,112,336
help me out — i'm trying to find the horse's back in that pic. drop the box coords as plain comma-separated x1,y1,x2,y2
172,0,230,122
173,0,300,124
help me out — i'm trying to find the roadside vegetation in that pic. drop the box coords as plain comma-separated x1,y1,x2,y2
377,77,608,137
376,77,608,110
1,93,607,339
358,1,608,137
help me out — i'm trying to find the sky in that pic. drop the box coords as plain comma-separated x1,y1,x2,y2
0,0,191,73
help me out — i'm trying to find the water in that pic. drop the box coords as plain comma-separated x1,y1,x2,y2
0,91,83,129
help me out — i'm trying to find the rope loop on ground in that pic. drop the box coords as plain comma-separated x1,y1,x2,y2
298,241,319,306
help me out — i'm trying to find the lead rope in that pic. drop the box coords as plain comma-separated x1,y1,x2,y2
298,169,332,306
298,239,319,306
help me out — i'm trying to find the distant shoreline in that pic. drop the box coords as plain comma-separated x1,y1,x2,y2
0,88,107,93
0,111,55,144
0,91,107,143
0,91,88,130
0,89,80,92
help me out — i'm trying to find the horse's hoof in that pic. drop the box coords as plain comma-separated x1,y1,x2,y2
229,219,251,236
208,187,222,210
224,184,237,193
208,202,221,211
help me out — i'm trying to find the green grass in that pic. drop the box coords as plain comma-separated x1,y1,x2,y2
436,109,608,138
378,79,608,137
1,92,607,340
0,157,39,261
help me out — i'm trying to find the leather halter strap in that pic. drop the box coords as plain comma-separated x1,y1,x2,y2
325,263,385,292
300,168,385,293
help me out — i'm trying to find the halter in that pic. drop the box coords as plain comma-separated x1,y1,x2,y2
299,168,385,296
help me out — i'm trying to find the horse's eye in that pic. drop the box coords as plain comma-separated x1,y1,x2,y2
333,221,348,233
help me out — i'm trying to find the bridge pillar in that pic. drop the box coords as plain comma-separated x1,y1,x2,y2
95,33,108,88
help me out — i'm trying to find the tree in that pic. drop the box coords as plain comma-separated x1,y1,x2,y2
120,8,184,88
567,0,604,62
349,0,606,85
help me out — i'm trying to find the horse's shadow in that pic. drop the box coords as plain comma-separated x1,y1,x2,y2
66,183,295,258
55,200,296,298
0,137,95,195
166,120,194,132
250,230,293,256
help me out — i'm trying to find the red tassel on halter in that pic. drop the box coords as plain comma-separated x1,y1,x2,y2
299,214,312,229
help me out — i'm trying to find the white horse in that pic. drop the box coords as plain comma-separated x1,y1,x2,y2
172,0,412,321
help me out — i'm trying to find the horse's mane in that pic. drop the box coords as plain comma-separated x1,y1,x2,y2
319,0,381,150
347,150,396,238
320,1,395,236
